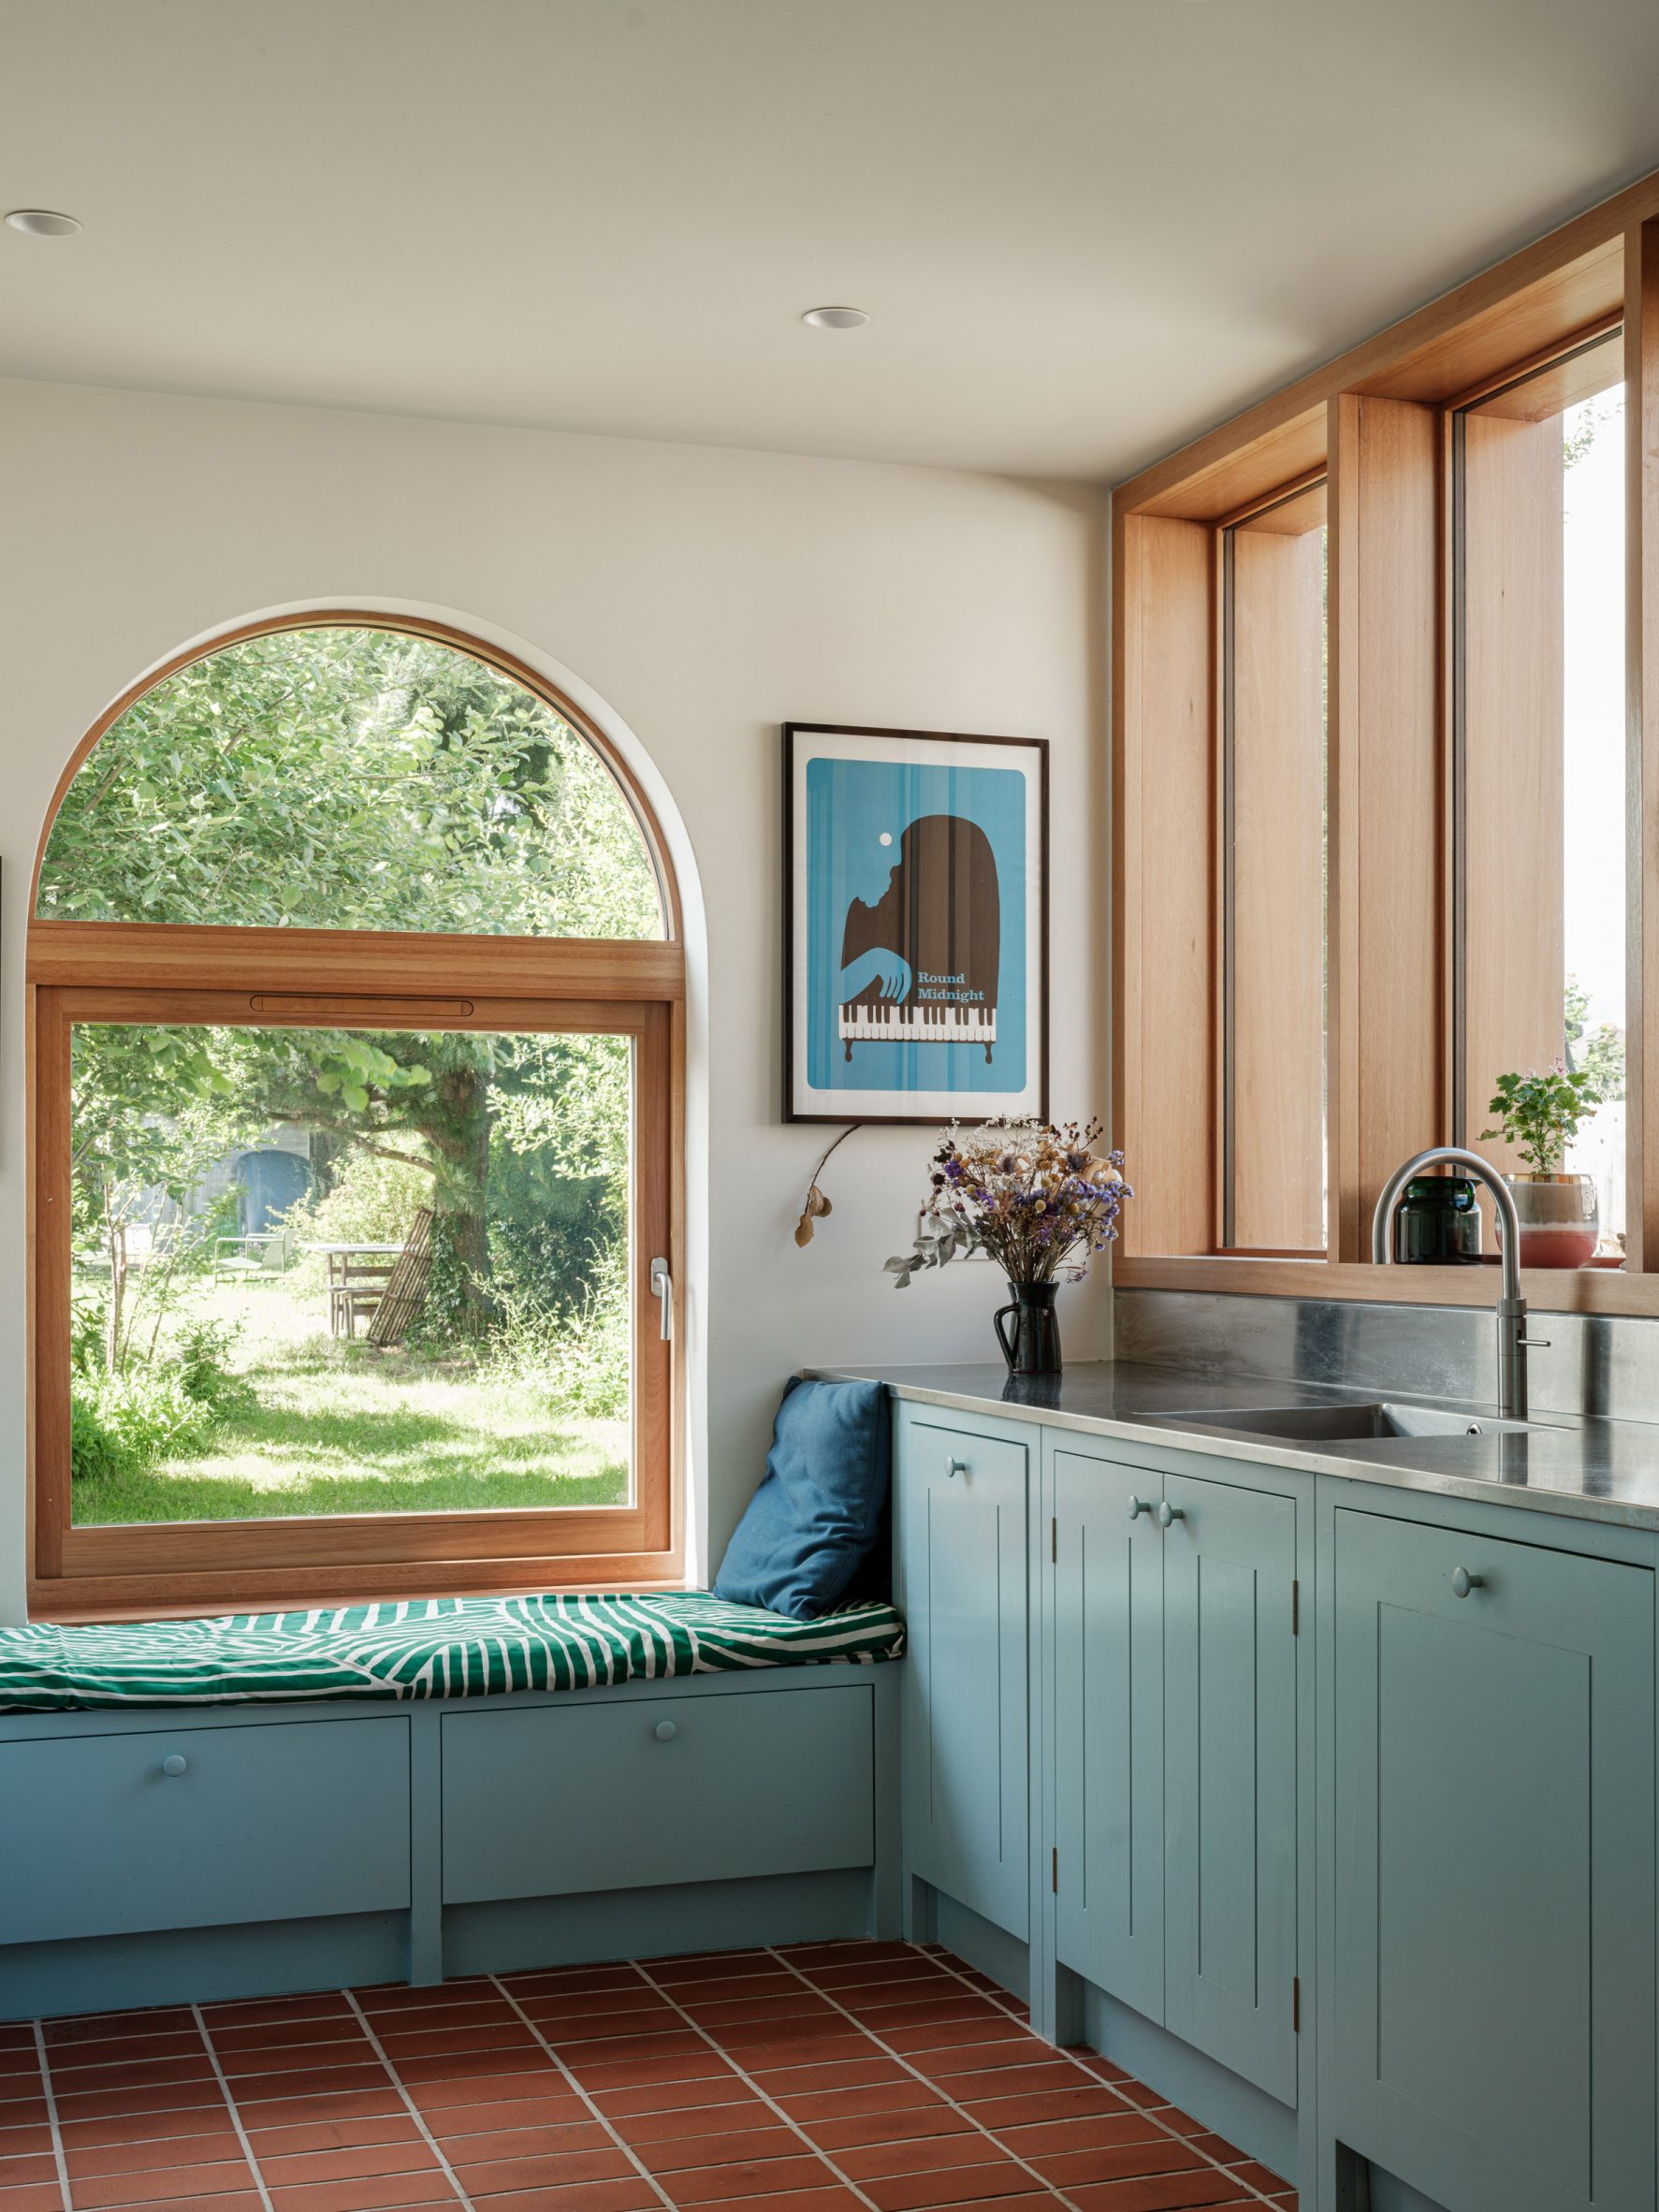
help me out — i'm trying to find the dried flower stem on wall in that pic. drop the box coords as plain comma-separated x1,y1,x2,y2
794,1124,859,1247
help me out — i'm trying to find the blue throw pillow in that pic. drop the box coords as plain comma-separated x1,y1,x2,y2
714,1376,892,1622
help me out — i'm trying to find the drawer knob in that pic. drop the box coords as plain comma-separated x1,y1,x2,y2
1450,1566,1485,1598
1127,1494,1150,1521
946,1457,968,1477
653,1720,678,1743
1157,1501,1185,1528
160,1754,189,1778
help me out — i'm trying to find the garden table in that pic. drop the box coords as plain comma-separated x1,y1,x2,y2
301,1242,404,1340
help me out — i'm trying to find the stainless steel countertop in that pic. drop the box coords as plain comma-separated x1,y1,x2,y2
810,1360,1659,1533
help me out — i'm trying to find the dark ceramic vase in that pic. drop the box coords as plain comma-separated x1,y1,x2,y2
993,1280,1062,1375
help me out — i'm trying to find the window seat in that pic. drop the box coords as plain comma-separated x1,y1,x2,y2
0,1589,906,1713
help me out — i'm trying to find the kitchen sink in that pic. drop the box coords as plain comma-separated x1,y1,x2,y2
1141,1402,1540,1444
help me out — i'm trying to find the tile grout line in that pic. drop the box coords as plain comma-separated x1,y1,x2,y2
35,2009,350,2058
486,1972,681,2212
340,1987,475,2210
763,1947,1084,2211
908,1944,1287,2210
29,2021,72,2212
189,2003,278,2212
628,1956,895,2212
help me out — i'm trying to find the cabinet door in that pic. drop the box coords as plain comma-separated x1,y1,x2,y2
1332,1507,1655,2212
895,1411,1029,1940
1051,1442,1163,2021
1162,1471,1298,2105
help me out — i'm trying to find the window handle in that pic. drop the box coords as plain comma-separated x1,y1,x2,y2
650,1259,673,1342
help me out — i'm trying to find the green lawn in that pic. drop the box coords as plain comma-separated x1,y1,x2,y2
72,1273,630,1524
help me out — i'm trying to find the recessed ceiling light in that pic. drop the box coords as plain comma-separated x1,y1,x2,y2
6,209,81,238
802,306,868,330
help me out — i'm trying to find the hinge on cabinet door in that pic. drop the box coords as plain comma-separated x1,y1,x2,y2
1291,1579,1300,1635
1051,1516,1057,1564
1292,1976,1301,2032
1052,1846,1058,1894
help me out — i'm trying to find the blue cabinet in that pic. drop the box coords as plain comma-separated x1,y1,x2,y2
442,1683,874,1901
894,1404,1030,1941
1331,1506,1655,2212
1048,1437,1298,2105
1162,1468,1297,2105
0,1715,411,1944
1051,1436,1164,2022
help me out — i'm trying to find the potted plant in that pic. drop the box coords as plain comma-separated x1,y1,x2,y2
1479,1065,1602,1268
884,1118,1131,1374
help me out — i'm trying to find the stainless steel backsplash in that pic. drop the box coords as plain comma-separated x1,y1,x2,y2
1113,1288,1659,1425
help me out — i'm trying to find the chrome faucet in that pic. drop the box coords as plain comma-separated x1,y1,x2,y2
1371,1146,1549,1421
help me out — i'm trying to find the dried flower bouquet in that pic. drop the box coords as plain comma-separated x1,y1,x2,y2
885,1117,1131,1289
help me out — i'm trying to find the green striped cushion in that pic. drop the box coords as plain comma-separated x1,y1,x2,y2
0,1591,906,1713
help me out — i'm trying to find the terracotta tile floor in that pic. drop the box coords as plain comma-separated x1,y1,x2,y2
0,1942,1297,2211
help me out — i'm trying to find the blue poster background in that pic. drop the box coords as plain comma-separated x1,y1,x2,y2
805,756,1027,1094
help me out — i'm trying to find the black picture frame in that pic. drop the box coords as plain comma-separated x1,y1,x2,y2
782,721,1050,1126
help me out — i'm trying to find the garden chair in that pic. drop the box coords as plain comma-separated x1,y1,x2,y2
367,1210,436,1346
327,1248,400,1339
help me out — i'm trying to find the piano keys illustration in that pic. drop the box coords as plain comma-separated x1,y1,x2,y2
837,1000,997,1047
837,812,1000,1063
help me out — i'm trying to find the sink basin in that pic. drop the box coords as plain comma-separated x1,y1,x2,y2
1142,1402,1538,1445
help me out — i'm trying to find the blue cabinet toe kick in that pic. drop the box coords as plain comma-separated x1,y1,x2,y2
0,1666,902,2023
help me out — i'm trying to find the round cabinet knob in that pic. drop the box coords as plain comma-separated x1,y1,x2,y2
653,1720,678,1742
1157,1501,1185,1528
1127,1494,1149,1521
946,1457,968,1478
1450,1567,1484,1599
160,1754,189,1778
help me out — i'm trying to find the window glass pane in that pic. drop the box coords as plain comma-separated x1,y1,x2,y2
37,626,663,939
1458,335,1625,1252
1224,480,1328,1252
67,1021,633,1525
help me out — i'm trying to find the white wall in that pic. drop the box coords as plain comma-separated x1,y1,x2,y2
0,378,1105,1619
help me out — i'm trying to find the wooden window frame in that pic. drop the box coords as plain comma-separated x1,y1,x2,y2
28,617,687,1621
1112,169,1659,1320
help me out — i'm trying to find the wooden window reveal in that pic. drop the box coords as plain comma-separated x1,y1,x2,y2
1223,480,1328,1254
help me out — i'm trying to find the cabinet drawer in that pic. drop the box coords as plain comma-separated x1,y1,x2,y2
440,1684,874,1904
0,1716,412,1944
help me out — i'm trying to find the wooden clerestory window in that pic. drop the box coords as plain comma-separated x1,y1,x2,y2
1113,179,1659,1319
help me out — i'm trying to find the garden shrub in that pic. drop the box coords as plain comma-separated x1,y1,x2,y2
69,1364,221,1483
172,1316,252,1413
283,1144,427,1251
482,1242,629,1419
69,1387,135,1484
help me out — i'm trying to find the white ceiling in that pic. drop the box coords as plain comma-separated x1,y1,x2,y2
7,0,1659,481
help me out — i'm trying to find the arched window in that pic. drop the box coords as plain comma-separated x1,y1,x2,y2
29,617,682,1618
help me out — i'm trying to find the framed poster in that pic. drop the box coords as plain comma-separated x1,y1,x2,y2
784,722,1049,1124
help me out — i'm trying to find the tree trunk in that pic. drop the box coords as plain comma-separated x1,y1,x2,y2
426,1058,493,1338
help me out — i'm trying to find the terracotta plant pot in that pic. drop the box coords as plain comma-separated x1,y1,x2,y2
1500,1172,1599,1269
